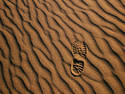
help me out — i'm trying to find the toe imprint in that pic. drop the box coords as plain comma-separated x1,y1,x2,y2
72,41,87,58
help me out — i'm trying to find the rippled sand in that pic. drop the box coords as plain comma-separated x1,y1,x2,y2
0,0,125,94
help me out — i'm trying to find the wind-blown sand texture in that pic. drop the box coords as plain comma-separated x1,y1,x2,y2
0,0,125,94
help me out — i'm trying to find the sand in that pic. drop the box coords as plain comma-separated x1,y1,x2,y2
0,0,125,94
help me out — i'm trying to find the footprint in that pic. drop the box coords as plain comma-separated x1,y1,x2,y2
71,41,87,76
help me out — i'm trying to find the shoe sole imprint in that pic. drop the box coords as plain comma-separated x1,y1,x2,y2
71,41,87,76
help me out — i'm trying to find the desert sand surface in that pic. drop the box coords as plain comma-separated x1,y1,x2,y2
0,0,125,94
